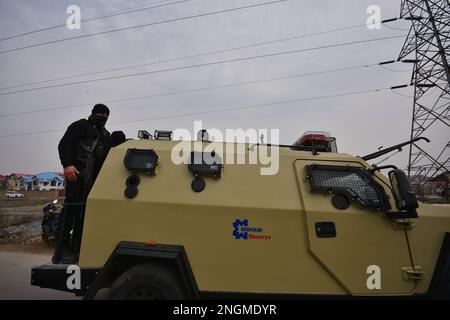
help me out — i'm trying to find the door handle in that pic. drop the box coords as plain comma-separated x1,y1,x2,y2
315,222,336,238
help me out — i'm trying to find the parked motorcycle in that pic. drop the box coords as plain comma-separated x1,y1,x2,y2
41,199,60,245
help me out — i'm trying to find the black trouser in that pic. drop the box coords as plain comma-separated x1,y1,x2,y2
66,175,87,251
54,174,88,263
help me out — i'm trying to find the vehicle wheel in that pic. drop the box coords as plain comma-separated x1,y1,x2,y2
108,262,185,300
41,232,56,245
41,232,49,243
93,288,111,300
48,236,56,245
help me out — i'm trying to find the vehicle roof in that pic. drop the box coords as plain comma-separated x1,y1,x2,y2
116,139,357,160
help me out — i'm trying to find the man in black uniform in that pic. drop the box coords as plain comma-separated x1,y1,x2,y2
54,104,112,262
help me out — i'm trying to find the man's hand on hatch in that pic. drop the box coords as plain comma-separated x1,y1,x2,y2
64,165,79,182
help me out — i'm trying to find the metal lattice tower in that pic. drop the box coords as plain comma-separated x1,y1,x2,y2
398,0,450,198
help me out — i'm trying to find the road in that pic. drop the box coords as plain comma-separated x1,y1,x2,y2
0,251,80,300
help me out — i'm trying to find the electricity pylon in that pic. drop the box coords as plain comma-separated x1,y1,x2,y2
398,0,450,199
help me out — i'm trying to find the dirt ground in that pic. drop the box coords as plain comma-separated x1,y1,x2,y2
0,198,49,208
0,198,57,254
0,198,79,299
0,236,55,254
0,201,43,228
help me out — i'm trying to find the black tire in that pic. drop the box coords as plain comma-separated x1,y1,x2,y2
93,288,111,300
41,232,52,244
108,262,185,300
41,230,56,245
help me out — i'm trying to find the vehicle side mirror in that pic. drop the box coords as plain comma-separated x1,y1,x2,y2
388,169,418,212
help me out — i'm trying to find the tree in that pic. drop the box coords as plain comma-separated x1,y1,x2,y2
6,175,17,191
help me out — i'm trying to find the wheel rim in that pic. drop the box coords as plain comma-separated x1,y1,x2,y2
125,286,163,300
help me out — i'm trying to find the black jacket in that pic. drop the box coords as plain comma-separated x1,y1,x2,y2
58,119,111,173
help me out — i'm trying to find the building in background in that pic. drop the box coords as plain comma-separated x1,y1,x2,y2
6,173,33,191
5,172,65,191
427,172,449,203
0,175,6,190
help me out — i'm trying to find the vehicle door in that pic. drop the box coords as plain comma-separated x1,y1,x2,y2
294,158,416,295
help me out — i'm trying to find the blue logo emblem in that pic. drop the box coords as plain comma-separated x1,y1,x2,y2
233,219,249,240
233,219,270,240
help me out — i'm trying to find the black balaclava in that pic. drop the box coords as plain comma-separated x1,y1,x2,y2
89,104,110,128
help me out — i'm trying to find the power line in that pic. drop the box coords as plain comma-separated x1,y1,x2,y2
0,63,381,117
0,0,188,42
390,84,442,99
382,23,410,31
0,18,404,92
374,149,403,166
0,0,287,55
110,87,397,126
379,64,411,72
0,34,406,96
0,85,409,138
0,23,368,92
390,88,414,98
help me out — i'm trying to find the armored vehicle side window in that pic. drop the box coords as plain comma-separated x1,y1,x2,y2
306,165,390,210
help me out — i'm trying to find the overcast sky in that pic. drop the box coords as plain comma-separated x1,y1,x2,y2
0,0,446,174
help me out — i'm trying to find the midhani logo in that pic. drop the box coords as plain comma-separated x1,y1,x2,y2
232,219,271,240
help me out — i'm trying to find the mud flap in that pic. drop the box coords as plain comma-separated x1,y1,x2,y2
428,233,450,299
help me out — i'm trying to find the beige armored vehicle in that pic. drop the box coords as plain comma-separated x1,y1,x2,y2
31,132,450,299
